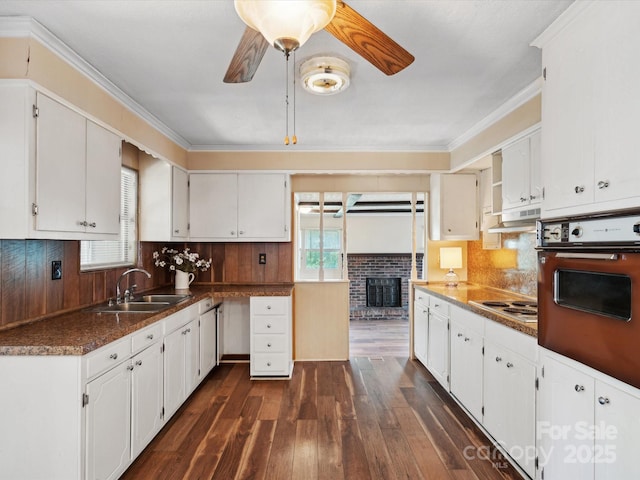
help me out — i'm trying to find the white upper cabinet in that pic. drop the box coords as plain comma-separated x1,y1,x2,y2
139,157,189,242
535,2,640,218
35,93,121,237
501,129,541,212
0,84,121,240
429,173,479,241
190,172,291,242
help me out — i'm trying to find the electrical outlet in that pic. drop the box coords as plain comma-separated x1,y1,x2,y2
52,260,62,280
258,253,266,265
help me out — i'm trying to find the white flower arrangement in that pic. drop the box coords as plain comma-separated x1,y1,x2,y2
153,247,212,273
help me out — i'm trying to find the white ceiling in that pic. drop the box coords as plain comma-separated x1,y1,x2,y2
0,0,573,152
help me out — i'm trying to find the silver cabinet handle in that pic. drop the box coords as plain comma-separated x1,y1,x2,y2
267,305,272,310
597,180,610,189
147,334,154,340
530,194,538,200
231,231,235,235
464,337,470,342
267,362,272,367
239,230,245,235
79,220,88,227
109,353,118,360
575,384,585,392
267,343,272,348
574,185,585,194
520,197,527,202
135,360,142,366
127,364,134,371
174,229,180,234
598,396,610,405
88,222,96,228
495,356,502,362
506,362,514,368
457,333,464,338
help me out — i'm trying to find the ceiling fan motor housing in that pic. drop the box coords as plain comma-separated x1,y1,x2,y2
300,56,350,95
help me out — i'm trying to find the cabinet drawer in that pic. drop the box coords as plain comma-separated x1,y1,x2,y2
253,334,287,353
198,297,214,315
131,322,163,353
429,296,450,317
85,338,131,379
251,354,289,375
250,296,288,316
414,289,430,309
253,315,287,334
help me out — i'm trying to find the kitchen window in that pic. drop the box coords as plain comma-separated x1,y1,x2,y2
80,167,137,270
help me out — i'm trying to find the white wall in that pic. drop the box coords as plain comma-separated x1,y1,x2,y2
347,214,425,254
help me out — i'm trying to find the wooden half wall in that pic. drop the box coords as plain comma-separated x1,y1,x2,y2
294,281,350,361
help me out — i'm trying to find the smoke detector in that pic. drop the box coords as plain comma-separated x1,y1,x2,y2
300,56,350,95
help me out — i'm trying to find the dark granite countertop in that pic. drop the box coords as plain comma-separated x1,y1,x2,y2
0,283,294,356
412,282,538,338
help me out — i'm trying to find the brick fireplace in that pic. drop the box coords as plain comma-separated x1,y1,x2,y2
349,253,423,321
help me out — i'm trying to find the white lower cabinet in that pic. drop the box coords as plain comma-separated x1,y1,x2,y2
449,305,484,421
250,296,292,377
0,296,218,480
413,293,429,365
537,349,640,480
164,305,200,421
198,299,218,380
427,306,449,389
85,360,131,480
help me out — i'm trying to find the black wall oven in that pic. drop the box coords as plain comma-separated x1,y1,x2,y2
538,211,640,389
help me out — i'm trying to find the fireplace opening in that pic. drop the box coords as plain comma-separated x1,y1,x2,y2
366,277,401,307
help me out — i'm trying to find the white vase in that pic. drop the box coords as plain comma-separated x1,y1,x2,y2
174,270,195,291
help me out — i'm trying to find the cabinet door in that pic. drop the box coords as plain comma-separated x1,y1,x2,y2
85,120,121,235
537,355,594,480
131,344,164,458
35,92,87,233
450,319,483,420
199,309,217,377
594,380,640,480
502,136,530,211
529,130,542,205
189,173,238,239
163,327,187,420
413,302,428,365
237,173,288,240
172,167,189,238
427,311,449,388
483,342,537,477
86,362,131,480
540,10,597,213
434,174,478,240
186,319,200,394
592,3,640,206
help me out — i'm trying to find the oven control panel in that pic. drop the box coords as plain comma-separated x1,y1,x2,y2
538,213,640,248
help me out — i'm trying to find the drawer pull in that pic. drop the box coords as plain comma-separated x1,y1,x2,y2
267,324,272,329
267,305,272,310
267,343,272,348
495,356,502,362
598,396,610,405
146,334,154,340
110,353,118,360
506,362,514,368
135,360,142,366
267,362,272,367
464,337,470,342
575,384,585,392
457,333,464,338
127,364,134,371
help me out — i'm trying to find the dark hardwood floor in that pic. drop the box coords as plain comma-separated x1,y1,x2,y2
121,320,522,480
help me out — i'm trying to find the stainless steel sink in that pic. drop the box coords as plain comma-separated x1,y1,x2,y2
132,294,191,305
93,302,170,313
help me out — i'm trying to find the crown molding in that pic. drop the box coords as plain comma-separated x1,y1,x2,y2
531,1,595,48
188,144,450,153
447,77,542,152
0,16,190,150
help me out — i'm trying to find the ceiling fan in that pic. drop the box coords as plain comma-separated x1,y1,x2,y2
224,0,415,83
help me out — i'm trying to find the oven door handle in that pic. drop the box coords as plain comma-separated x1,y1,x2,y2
555,252,619,261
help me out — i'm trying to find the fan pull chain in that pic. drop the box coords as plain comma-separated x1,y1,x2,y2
284,53,289,145
292,51,297,145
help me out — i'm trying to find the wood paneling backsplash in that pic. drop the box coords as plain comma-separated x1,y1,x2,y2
0,240,292,330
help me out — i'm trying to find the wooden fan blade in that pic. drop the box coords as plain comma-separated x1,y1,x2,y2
223,27,270,83
324,0,414,75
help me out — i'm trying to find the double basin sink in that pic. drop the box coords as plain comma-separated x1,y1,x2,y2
93,293,192,314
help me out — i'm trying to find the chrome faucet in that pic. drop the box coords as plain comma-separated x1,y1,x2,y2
116,268,151,304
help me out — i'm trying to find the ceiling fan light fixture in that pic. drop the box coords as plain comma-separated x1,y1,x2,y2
234,0,337,53
300,56,350,95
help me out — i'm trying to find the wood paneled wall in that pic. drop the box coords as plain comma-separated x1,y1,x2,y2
0,240,292,330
